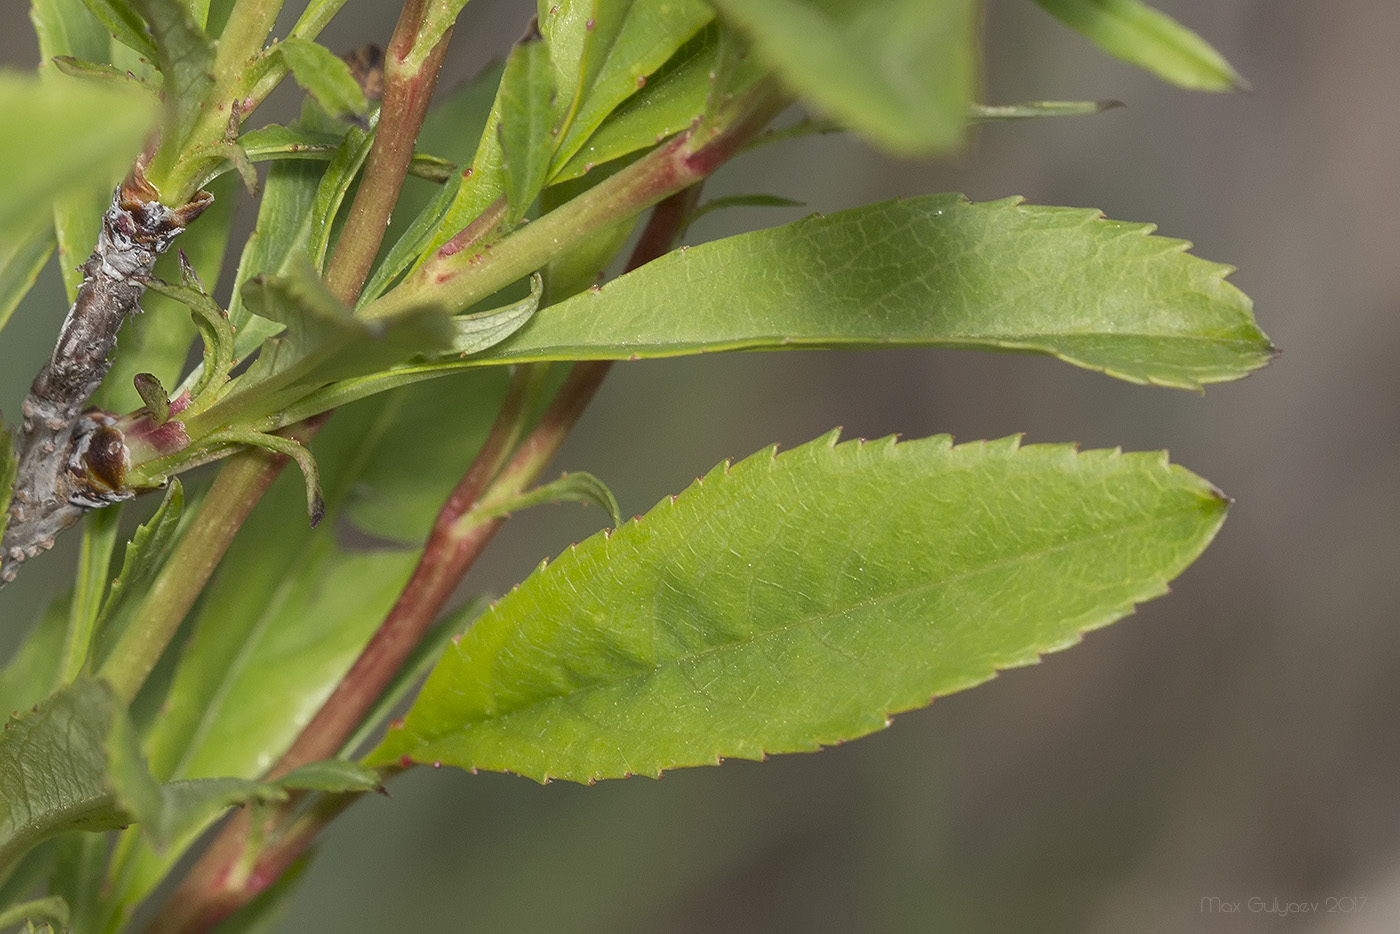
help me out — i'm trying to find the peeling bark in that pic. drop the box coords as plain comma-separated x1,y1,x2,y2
1,171,210,584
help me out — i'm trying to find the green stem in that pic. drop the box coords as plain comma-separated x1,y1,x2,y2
158,0,288,201
96,432,304,704
360,79,787,321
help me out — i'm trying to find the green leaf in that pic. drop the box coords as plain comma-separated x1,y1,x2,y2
52,54,159,92
273,36,369,120
227,254,454,414
0,678,158,875
0,74,158,243
306,123,376,270
480,470,621,527
151,777,285,844
706,0,978,155
480,194,1275,389
235,123,454,181
360,60,505,305
0,896,69,931
275,760,382,793
130,0,216,151
497,30,562,224
543,0,714,174
74,0,158,60
1031,0,1248,91
371,432,1229,782
224,161,324,365
60,508,122,684
0,596,69,717
340,370,510,544
89,482,186,669
448,272,543,355
684,192,804,230
970,99,1122,120
0,219,55,336
144,270,235,407
0,427,14,548
105,411,427,908
550,23,718,183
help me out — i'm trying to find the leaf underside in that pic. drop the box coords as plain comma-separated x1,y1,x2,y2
372,431,1229,783
480,194,1274,389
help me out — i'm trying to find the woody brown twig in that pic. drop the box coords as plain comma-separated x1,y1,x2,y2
1,169,211,584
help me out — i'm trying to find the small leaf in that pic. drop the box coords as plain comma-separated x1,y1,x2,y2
1031,0,1248,91
223,161,324,365
307,123,376,269
550,24,718,183
340,370,510,544
273,36,370,120
276,760,382,793
144,271,236,407
133,373,172,424
498,29,563,224
130,0,216,151
707,0,978,155
74,0,158,60
152,777,286,845
970,99,1123,120
684,192,804,230
0,896,70,931
370,433,1229,782
228,254,454,411
449,272,543,355
89,482,186,669
478,470,621,527
0,74,158,242
544,0,714,174
480,194,1275,389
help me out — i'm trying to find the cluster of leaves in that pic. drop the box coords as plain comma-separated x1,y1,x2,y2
0,0,1268,930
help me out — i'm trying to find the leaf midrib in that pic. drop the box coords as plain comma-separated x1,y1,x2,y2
407,502,1210,748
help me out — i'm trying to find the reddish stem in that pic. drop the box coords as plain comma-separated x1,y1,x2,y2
153,184,704,933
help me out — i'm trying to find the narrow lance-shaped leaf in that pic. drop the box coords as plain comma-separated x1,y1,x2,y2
544,0,714,175
706,0,978,155
1031,0,1248,92
479,194,1275,390
273,36,369,120
498,28,562,224
550,23,720,184
476,470,621,527
0,221,55,336
372,432,1230,783
74,0,158,60
89,482,185,669
130,0,216,153
0,75,158,242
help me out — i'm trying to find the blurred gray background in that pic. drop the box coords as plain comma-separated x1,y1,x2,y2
2,1,1397,931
